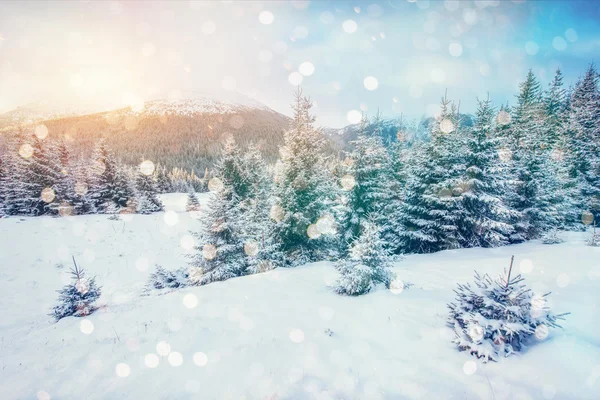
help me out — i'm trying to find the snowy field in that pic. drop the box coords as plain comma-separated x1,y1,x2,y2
0,194,599,400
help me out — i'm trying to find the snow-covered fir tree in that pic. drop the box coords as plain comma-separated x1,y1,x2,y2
563,64,600,223
135,169,163,214
241,143,285,273
21,135,64,216
87,141,135,213
396,95,467,253
186,189,201,212
543,68,568,148
504,71,563,240
153,164,173,193
272,88,337,265
460,97,514,247
541,228,565,244
381,128,410,253
145,265,188,291
50,257,102,321
53,140,94,215
0,129,31,215
338,113,392,248
335,220,394,296
447,257,567,361
188,138,249,285
0,153,6,216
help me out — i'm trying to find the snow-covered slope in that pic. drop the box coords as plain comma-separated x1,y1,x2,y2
0,194,598,399
0,101,100,129
137,90,272,117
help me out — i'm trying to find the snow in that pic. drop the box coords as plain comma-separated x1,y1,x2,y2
135,90,272,117
0,193,599,399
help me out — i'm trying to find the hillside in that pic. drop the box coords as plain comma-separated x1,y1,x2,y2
0,194,597,399
0,93,291,174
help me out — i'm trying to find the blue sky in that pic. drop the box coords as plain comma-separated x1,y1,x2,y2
0,0,598,127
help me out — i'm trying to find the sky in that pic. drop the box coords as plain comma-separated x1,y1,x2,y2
0,0,599,128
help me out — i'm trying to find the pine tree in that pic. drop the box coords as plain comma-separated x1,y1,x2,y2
335,220,394,296
338,113,392,247
153,164,173,193
396,94,467,253
543,68,568,148
51,257,102,321
504,71,562,240
53,140,94,216
448,257,567,362
272,88,337,265
188,139,249,285
0,154,5,216
186,189,201,212
0,129,33,215
22,135,63,216
241,143,285,273
563,64,600,224
381,134,409,253
135,170,163,214
460,97,514,247
87,141,135,213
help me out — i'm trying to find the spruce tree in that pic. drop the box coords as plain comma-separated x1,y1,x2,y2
544,68,567,148
153,164,173,193
186,189,201,212
189,139,249,285
460,97,514,247
53,140,94,215
51,257,102,321
504,71,562,240
396,95,467,253
335,220,394,296
87,141,135,213
563,64,600,223
0,154,5,216
0,130,33,215
381,134,409,253
22,135,63,216
272,88,336,265
448,257,567,362
338,113,391,247
135,170,163,214
241,143,285,273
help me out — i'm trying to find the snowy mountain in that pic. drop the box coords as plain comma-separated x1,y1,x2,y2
0,193,595,399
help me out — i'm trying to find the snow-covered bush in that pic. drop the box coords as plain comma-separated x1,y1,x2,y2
587,224,600,246
447,257,567,361
542,229,565,244
50,258,101,321
146,265,188,291
335,221,394,296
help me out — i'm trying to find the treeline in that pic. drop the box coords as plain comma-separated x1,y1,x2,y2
0,132,207,216
0,107,291,175
183,64,600,290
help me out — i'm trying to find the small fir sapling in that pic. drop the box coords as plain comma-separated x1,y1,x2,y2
51,257,102,321
541,228,565,244
334,221,395,296
145,265,189,291
587,222,600,247
447,256,568,362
